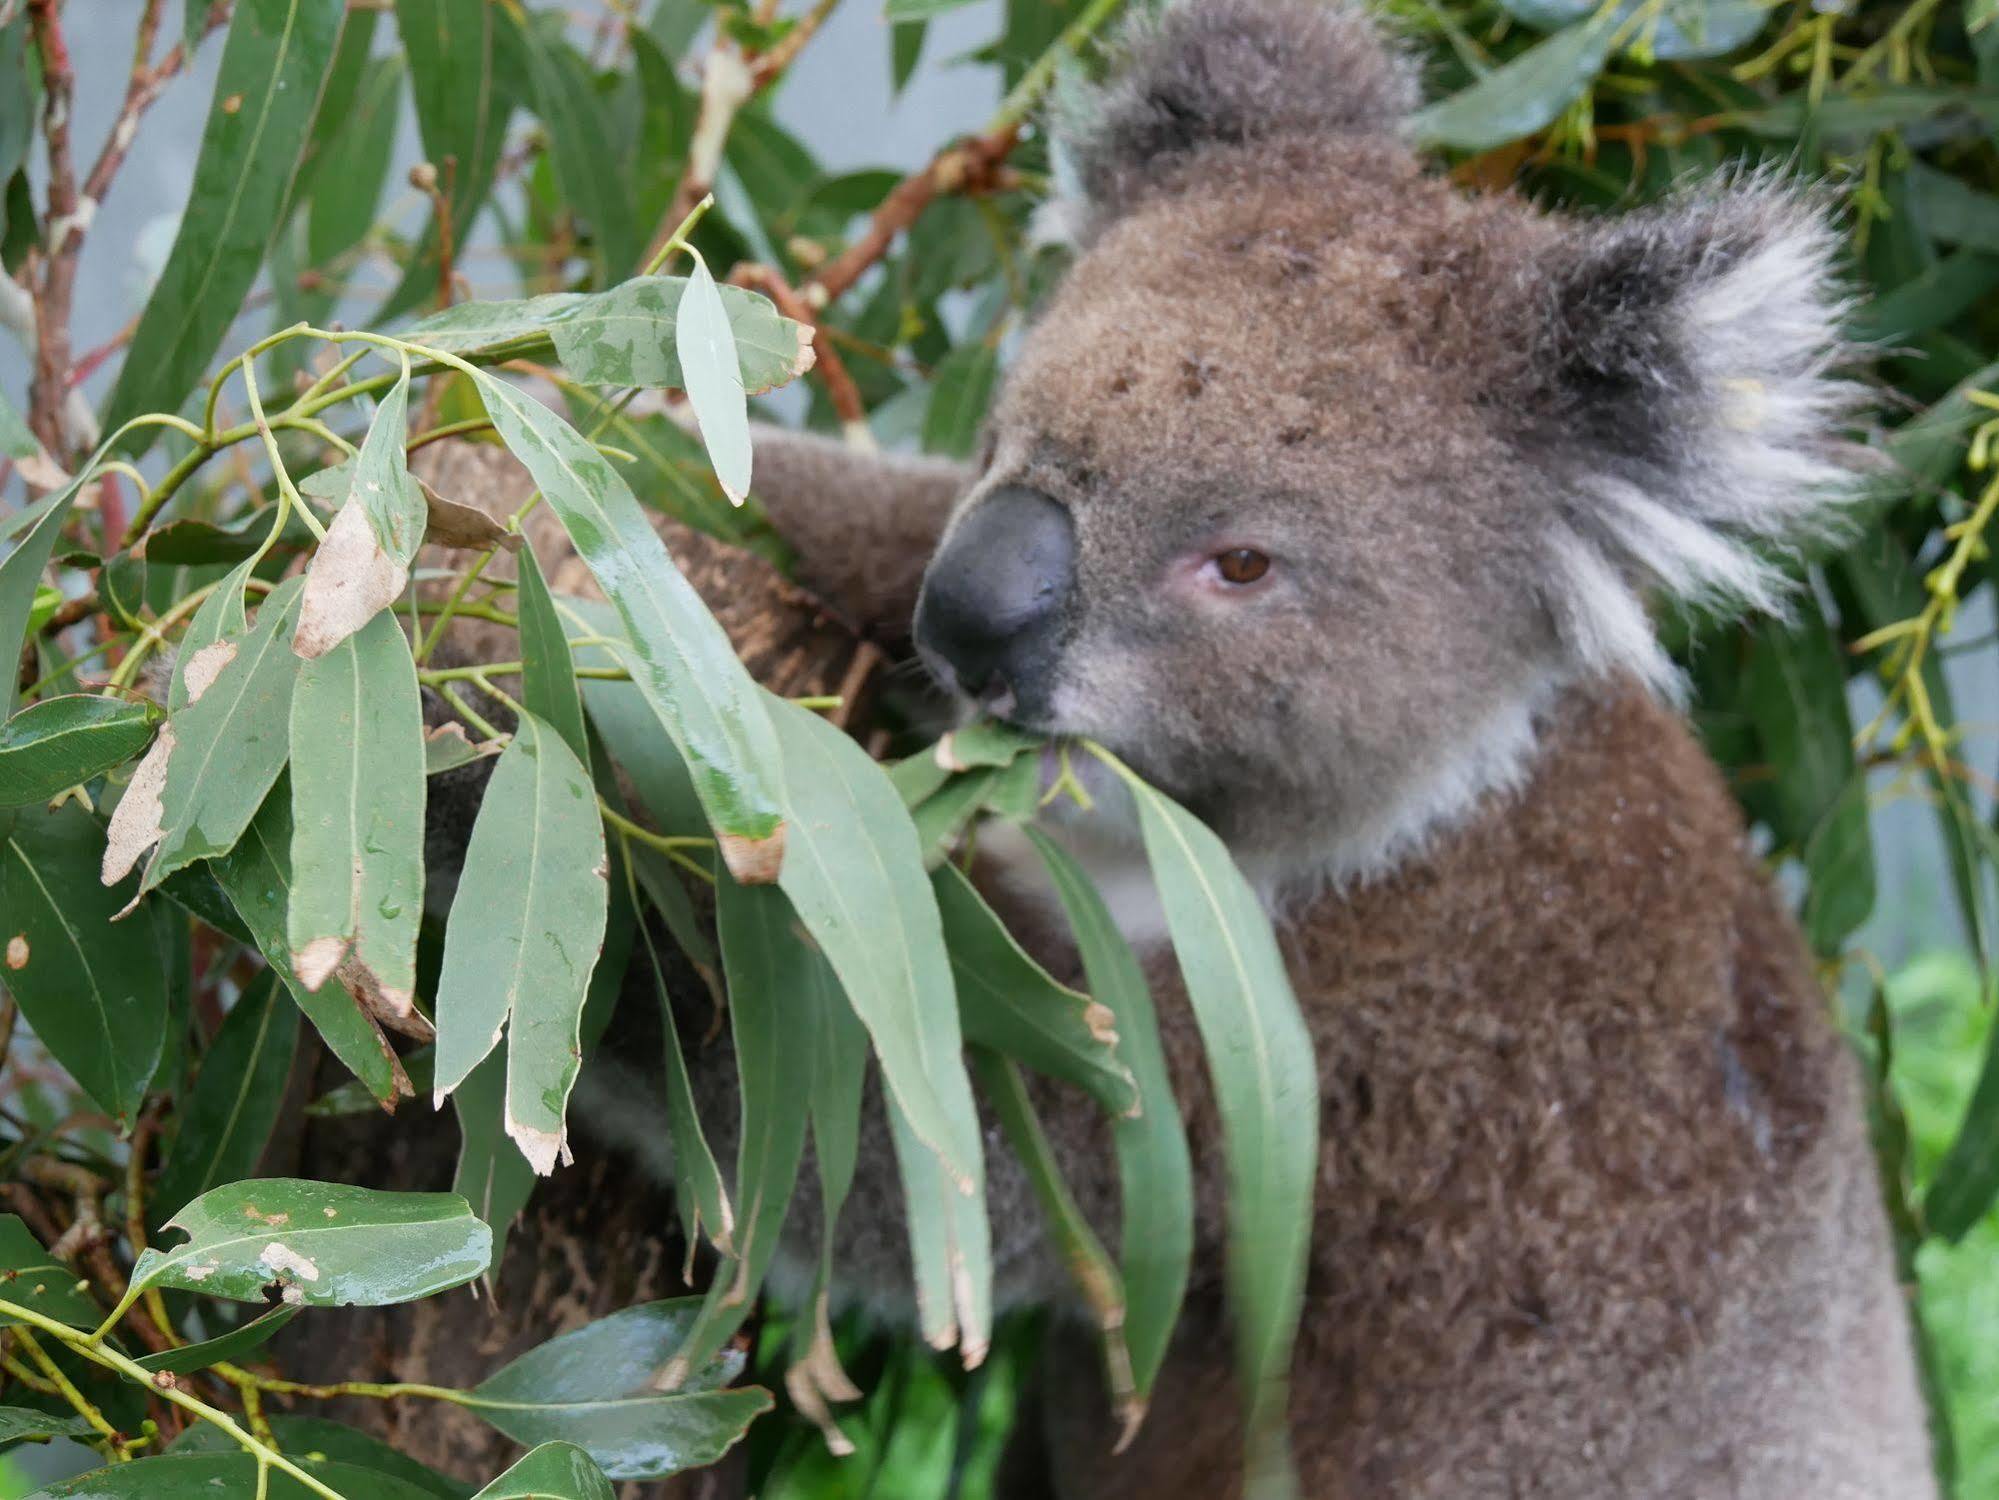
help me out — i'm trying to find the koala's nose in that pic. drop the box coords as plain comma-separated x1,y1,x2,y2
915,485,1075,719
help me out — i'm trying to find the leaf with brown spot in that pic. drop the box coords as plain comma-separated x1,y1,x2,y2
431,712,609,1175
287,610,427,1039
417,475,520,551
295,366,425,659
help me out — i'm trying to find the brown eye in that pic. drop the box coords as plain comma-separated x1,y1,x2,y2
1214,547,1271,585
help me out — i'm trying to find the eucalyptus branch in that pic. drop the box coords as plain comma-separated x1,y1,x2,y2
0,1297,348,1500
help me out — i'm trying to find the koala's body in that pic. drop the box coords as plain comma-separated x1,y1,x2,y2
674,1,1939,1493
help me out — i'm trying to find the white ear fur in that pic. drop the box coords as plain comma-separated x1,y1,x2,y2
1546,187,1862,691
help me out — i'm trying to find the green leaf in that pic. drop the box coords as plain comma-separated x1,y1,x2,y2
432,712,609,1174
306,54,404,267
101,0,347,444
149,973,299,1224
0,695,160,806
212,783,411,1107
1407,11,1619,150
1094,750,1317,1493
135,1303,299,1375
971,1048,1140,1432
765,695,985,1196
0,802,170,1123
659,878,816,1384
1907,161,1999,253
467,1301,772,1480
172,1416,470,1496
887,1094,993,1361
105,577,307,900
34,1455,443,1500
383,0,512,322
1024,826,1192,1401
286,610,426,1040
462,366,787,878
0,1214,100,1329
1744,605,1874,953
451,1049,536,1275
923,343,998,460
1496,0,1765,59
0,477,83,720
296,365,425,658
884,0,981,20
142,508,315,567
516,547,589,763
933,860,1138,1116
557,278,811,395
427,724,497,777
1852,248,1999,345
0,1405,92,1443
679,255,755,505
517,29,643,277
636,913,735,1255
129,1180,491,1307
474,1443,614,1500
1926,1017,1999,1239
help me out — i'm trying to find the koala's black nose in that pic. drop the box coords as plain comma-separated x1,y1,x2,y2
915,485,1075,719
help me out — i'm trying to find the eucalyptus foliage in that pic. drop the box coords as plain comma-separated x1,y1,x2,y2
0,0,1996,1495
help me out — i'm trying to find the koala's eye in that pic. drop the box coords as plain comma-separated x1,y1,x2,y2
1213,547,1271,586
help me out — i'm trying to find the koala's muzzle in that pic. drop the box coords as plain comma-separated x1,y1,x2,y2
915,485,1074,721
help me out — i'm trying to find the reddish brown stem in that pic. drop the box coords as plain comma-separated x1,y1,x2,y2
804,127,1020,306
729,263,865,428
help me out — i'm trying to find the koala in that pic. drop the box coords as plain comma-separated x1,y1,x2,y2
711,0,1938,1495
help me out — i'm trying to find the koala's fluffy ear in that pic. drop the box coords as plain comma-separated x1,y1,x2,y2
1056,0,1418,223
1529,184,1865,692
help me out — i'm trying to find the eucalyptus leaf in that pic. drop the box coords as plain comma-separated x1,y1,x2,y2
0,695,160,807
517,546,589,763
0,1214,100,1329
1,801,170,1123
0,1405,92,1443
170,1415,471,1496
679,255,755,505
129,1180,490,1308
467,1300,771,1480
36,1456,438,1499
660,877,816,1384
464,365,787,879
1096,751,1318,1492
934,860,1138,1116
212,783,410,1107
102,0,346,444
765,693,985,1199
1408,11,1619,150
149,973,299,1224
107,577,306,899
432,711,609,1174
474,1443,615,1500
135,1303,299,1375
1025,826,1193,1400
287,609,427,1032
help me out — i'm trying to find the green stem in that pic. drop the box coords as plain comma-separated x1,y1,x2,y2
436,683,506,744
643,193,717,276
13,1328,120,1448
419,661,630,684
0,1298,349,1500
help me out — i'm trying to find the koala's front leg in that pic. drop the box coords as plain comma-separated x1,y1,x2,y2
749,425,970,641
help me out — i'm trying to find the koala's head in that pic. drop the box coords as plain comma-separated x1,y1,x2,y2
913,0,1860,890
